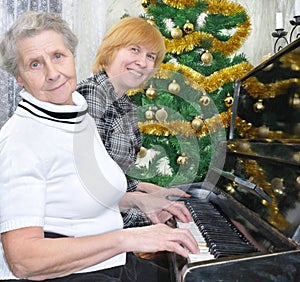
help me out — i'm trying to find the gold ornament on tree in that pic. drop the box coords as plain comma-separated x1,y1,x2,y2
258,125,269,138
183,20,194,34
177,153,189,165
199,93,210,106
145,107,155,120
171,26,183,39
155,108,168,122
137,146,147,158
253,99,265,113
168,80,181,94
224,93,234,107
201,50,213,64
191,116,204,131
141,0,151,9
145,85,158,99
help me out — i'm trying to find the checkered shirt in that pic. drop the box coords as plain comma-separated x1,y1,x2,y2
77,72,151,227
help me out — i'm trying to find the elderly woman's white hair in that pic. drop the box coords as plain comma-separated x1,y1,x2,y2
0,11,78,76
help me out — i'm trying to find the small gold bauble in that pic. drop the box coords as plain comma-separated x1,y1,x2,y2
183,21,194,34
201,50,213,64
177,153,188,165
145,85,157,99
171,26,183,39
271,178,284,194
155,108,168,122
141,0,151,9
236,142,251,152
168,80,181,94
191,116,204,131
199,94,210,106
295,176,300,187
258,125,269,138
253,99,265,113
292,151,300,163
137,146,147,158
145,108,155,120
224,94,234,108
289,93,300,109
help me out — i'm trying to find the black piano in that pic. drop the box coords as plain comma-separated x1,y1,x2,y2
170,38,300,282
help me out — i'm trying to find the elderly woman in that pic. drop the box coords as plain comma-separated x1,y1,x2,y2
77,17,192,228
0,11,199,281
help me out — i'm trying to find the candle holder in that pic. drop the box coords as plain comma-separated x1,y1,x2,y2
272,28,288,53
289,15,300,42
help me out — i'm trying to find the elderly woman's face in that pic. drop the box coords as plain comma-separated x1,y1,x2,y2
15,29,76,105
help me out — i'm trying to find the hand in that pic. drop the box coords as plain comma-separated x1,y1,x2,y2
137,182,191,199
125,223,200,258
136,192,193,224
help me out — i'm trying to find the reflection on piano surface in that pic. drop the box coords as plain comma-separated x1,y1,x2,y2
170,38,300,282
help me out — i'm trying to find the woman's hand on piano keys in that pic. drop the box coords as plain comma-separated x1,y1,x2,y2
124,223,200,258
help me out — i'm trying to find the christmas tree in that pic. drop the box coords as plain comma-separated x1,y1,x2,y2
126,0,253,187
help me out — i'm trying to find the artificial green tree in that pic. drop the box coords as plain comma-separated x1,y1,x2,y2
126,0,253,187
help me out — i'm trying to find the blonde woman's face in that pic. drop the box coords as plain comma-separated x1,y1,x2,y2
15,30,77,105
106,44,157,96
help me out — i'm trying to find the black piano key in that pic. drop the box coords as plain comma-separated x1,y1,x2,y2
184,199,258,259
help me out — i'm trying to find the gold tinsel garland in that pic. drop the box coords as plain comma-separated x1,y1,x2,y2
162,0,198,9
126,61,253,97
138,109,232,137
158,61,253,93
234,116,295,140
242,77,300,99
163,0,251,56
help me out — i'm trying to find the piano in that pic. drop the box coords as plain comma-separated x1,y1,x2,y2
170,37,300,281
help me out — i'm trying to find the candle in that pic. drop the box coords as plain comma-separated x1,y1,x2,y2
295,1,300,16
276,12,283,29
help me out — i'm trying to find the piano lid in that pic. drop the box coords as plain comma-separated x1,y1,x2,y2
229,37,300,142
210,38,300,243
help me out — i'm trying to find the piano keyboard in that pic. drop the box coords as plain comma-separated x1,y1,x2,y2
177,198,258,264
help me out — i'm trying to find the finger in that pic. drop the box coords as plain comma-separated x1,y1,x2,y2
163,201,193,222
165,188,191,198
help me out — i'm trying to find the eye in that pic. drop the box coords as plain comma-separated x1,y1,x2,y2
131,46,139,53
31,61,40,69
55,53,62,59
147,53,156,61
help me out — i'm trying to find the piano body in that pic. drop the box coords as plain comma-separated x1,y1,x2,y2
170,38,300,281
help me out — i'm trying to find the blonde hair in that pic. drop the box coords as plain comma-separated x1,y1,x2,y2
92,17,166,73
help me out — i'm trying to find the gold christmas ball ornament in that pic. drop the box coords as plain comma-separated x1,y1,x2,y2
191,116,204,131
253,99,265,113
177,153,189,165
145,108,155,120
258,125,269,138
199,94,210,106
137,146,147,158
224,93,234,108
289,93,300,109
155,108,168,122
141,0,151,9
201,50,213,64
292,151,300,163
171,26,183,39
183,21,194,34
145,85,157,99
271,178,285,194
168,80,181,94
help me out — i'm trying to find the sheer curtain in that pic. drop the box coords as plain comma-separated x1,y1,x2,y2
0,0,63,128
